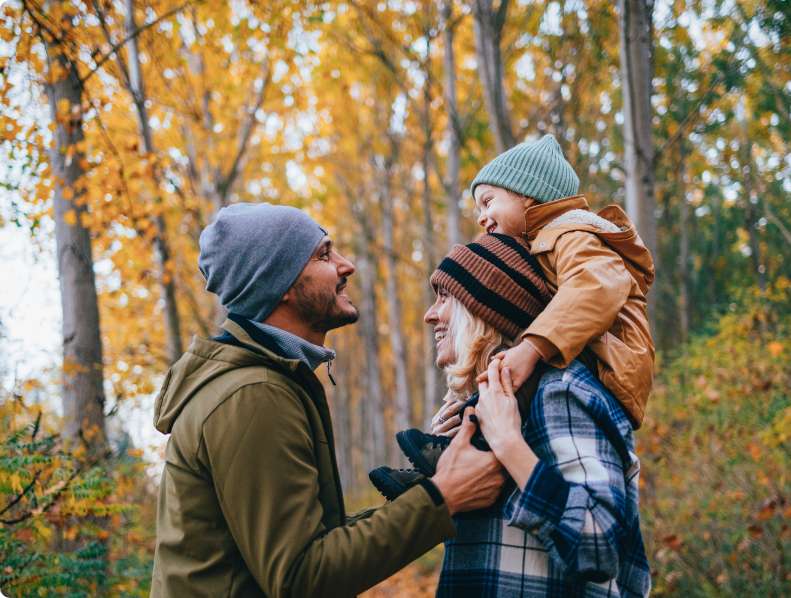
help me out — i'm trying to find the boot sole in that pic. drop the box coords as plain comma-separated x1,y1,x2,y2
396,430,437,477
368,467,408,501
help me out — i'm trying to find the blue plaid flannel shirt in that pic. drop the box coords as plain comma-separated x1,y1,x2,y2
437,360,651,597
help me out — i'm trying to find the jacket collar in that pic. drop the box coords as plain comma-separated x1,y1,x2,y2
220,316,302,373
524,195,589,240
239,316,335,371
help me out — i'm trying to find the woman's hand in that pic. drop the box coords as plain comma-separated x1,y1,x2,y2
431,398,465,437
476,360,531,466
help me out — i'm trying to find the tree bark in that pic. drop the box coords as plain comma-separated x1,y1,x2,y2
379,143,412,435
677,145,690,343
420,45,445,428
124,0,184,363
618,0,658,326
43,22,107,453
739,130,767,293
351,202,387,470
472,0,516,153
441,0,463,246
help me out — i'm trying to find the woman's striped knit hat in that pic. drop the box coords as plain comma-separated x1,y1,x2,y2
430,234,553,339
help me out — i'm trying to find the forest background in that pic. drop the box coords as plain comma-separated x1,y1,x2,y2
0,0,788,596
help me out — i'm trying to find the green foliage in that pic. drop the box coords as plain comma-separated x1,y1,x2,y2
0,398,155,597
641,279,791,596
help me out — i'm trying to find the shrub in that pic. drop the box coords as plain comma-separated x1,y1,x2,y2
641,279,791,596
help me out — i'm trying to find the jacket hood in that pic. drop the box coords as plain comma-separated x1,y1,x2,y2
154,333,300,434
526,196,655,294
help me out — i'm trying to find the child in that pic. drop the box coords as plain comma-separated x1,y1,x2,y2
468,133,655,427
370,134,655,497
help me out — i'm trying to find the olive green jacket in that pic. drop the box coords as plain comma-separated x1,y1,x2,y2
151,319,455,597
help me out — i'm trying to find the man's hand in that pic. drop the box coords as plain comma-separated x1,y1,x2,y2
476,339,541,389
430,411,505,515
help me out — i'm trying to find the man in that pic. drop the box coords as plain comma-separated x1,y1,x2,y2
151,203,504,597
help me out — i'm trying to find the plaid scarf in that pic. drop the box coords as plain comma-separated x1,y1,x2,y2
437,360,651,597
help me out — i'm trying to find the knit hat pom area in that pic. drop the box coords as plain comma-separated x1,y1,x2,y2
430,234,553,339
470,134,579,203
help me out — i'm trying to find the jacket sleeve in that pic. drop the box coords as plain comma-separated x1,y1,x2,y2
523,230,632,367
202,382,455,598
507,376,631,583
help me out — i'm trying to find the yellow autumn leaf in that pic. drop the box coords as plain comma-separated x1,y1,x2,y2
64,209,77,226
62,186,74,200
9,472,22,493
0,26,15,43
56,98,71,118
33,518,53,542
767,342,783,357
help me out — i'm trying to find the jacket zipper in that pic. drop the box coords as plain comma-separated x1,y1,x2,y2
326,359,336,386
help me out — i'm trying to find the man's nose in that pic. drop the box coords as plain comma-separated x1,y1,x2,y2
336,252,355,277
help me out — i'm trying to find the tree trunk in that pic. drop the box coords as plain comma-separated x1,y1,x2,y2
740,136,767,293
618,0,658,326
380,147,412,435
125,0,184,363
44,29,107,454
420,53,444,428
352,210,387,470
472,0,516,153
677,145,690,344
441,0,463,246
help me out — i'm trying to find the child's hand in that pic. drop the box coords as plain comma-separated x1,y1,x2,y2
476,360,523,458
477,339,541,389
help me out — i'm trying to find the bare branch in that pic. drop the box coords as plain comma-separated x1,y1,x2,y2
218,58,272,205
80,0,194,85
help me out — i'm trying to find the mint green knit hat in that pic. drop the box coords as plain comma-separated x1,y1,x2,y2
470,134,579,203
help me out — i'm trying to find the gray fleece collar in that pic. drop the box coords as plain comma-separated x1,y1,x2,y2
249,321,335,371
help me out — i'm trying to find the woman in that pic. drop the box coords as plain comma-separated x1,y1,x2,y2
423,234,650,597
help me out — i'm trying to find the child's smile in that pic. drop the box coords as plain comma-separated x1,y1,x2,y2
474,184,535,237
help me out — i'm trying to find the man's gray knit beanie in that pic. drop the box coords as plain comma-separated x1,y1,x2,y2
470,134,579,203
198,203,326,322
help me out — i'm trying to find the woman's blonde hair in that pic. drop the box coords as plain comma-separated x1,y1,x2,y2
444,294,513,400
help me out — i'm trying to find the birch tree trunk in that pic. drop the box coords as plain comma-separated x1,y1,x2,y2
124,0,184,363
442,0,463,246
352,204,387,469
420,46,444,427
740,133,767,293
677,144,690,343
43,27,106,453
618,0,658,324
379,144,412,434
472,0,516,153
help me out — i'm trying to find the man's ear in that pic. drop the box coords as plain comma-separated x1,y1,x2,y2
279,289,292,304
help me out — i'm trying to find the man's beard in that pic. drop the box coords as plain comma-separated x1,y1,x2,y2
292,275,359,333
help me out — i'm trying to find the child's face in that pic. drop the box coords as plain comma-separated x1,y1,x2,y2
474,185,535,236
